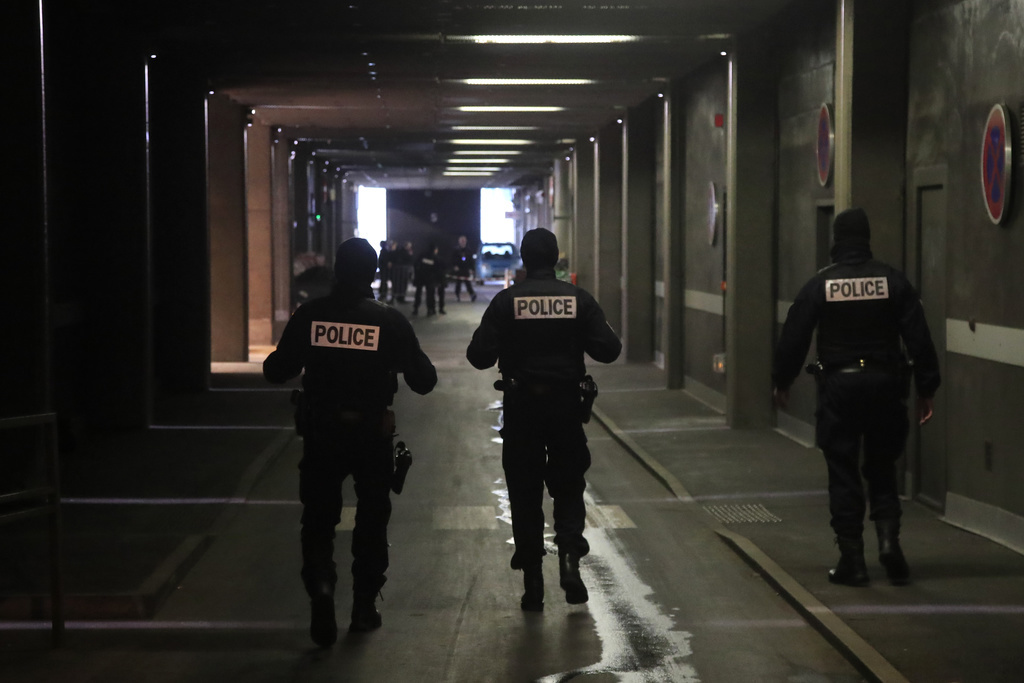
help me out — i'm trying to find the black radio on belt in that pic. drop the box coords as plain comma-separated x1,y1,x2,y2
579,375,598,423
391,441,413,494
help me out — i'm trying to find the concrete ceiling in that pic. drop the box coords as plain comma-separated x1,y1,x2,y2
181,0,795,190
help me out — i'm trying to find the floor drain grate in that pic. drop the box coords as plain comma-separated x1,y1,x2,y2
703,503,781,524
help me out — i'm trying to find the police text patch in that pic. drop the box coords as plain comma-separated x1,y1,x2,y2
825,277,889,302
311,321,380,351
514,296,577,319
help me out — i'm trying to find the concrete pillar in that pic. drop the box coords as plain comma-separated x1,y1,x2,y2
41,6,152,429
594,122,624,334
622,98,657,362
849,0,910,265
150,47,210,392
834,0,854,213
572,143,596,291
208,93,248,362
2,1,49,417
725,43,777,429
270,130,291,341
246,122,273,347
552,157,573,269
663,87,687,390
340,179,358,242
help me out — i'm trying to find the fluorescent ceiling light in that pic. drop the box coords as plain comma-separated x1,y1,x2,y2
452,35,640,44
456,79,595,86
445,159,510,164
448,139,537,145
457,106,564,112
451,126,539,131
452,150,523,155
444,171,496,176
446,166,502,172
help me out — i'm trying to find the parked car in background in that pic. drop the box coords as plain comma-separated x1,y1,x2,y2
476,242,520,283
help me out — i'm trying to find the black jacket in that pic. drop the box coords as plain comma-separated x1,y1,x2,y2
466,268,621,384
264,286,436,410
773,245,941,398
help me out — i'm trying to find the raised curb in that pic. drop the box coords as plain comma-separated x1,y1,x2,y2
591,404,909,683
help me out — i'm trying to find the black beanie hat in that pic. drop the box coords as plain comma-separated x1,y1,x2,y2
832,208,871,246
520,228,559,270
334,237,378,287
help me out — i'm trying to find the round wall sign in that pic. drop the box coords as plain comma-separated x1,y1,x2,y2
707,181,719,246
981,103,1013,225
816,103,835,187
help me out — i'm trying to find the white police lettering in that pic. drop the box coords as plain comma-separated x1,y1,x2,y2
513,296,577,320
824,277,889,302
310,321,380,351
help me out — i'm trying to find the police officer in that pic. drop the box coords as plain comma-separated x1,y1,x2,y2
264,237,436,646
772,208,940,587
451,235,477,302
412,242,446,316
467,228,621,611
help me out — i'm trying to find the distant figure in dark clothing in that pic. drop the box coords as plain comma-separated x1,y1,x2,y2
451,235,477,302
412,243,446,316
390,241,413,303
263,237,436,646
377,240,392,302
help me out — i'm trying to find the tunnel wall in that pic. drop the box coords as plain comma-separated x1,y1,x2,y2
906,0,1024,532
681,62,729,407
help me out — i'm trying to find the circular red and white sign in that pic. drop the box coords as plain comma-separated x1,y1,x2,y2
981,103,1013,225
816,103,835,187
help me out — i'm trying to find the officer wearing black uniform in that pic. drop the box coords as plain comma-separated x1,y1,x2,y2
772,208,940,587
451,235,477,302
467,228,621,611
412,243,446,316
263,238,437,647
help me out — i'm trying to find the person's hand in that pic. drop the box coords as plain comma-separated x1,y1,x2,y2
917,396,934,426
772,387,789,410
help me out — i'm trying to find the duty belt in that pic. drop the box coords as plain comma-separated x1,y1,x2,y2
807,359,902,375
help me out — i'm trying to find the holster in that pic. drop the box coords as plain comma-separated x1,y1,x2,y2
382,409,396,438
579,375,598,423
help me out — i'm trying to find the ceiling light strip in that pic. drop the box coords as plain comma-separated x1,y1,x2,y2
450,35,640,44
457,106,564,112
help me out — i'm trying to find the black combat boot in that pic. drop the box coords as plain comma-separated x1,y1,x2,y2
558,550,589,604
828,535,870,586
307,581,337,648
521,564,544,612
876,519,910,585
349,591,383,632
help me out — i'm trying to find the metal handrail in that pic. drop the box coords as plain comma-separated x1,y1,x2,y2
0,412,64,646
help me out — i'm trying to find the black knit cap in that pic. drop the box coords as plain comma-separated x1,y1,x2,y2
520,228,559,270
334,237,378,287
832,207,871,247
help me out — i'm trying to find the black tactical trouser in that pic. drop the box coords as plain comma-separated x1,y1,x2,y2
299,413,394,597
500,385,591,570
453,276,475,299
413,281,445,313
816,371,909,538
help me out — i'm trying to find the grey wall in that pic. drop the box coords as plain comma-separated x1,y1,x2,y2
572,143,596,291
208,93,249,362
682,63,729,398
906,0,1024,516
622,97,657,362
595,122,624,331
773,0,836,431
